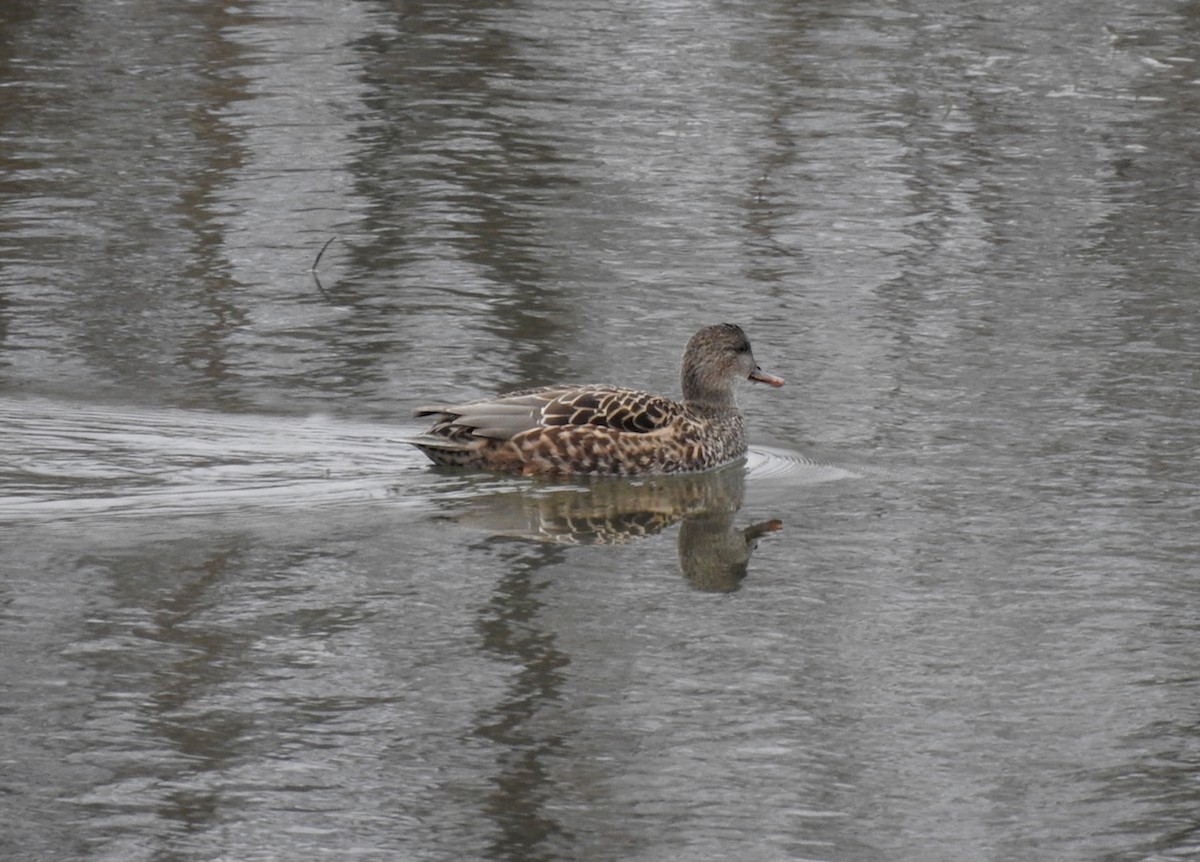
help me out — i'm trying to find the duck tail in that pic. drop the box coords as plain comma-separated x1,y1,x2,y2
397,433,472,452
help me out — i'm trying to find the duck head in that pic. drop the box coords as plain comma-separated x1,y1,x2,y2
680,323,784,406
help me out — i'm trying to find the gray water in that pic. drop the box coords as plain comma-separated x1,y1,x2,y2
2,1,1198,860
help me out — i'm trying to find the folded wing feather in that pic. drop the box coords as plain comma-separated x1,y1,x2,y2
415,385,682,442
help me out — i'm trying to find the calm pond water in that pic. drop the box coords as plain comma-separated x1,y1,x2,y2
2,1,1199,860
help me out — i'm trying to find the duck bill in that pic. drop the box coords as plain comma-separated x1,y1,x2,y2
749,367,785,387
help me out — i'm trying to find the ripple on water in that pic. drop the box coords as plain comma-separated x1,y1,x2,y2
744,445,864,484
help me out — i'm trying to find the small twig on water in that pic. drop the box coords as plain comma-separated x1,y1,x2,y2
311,234,340,271
311,235,343,301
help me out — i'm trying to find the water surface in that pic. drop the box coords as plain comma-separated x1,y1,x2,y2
2,1,1198,860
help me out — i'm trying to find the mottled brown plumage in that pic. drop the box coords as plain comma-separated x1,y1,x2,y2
407,323,784,476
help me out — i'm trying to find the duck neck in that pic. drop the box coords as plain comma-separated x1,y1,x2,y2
681,370,737,410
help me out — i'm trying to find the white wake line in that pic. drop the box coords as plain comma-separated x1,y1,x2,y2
0,396,873,526
0,396,442,523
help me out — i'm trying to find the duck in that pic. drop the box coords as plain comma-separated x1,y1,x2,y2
406,323,784,476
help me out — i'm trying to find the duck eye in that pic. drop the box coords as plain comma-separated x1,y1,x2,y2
736,342,751,354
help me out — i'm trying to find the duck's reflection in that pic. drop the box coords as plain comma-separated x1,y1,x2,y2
677,510,782,592
454,463,781,592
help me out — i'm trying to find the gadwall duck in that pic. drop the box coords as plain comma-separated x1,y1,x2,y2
407,323,784,476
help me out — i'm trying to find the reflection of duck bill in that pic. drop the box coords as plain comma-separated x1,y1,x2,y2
678,513,783,593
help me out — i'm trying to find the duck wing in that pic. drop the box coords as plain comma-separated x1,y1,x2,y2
415,385,682,442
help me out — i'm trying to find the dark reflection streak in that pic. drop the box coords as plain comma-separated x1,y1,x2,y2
80,545,254,844
0,276,9,359
737,11,817,282
0,1,48,361
1085,17,1200,859
143,550,244,835
472,543,572,862
348,3,579,385
174,3,253,411
1094,717,1200,862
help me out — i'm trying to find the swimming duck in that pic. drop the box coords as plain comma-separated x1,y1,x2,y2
407,323,784,476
